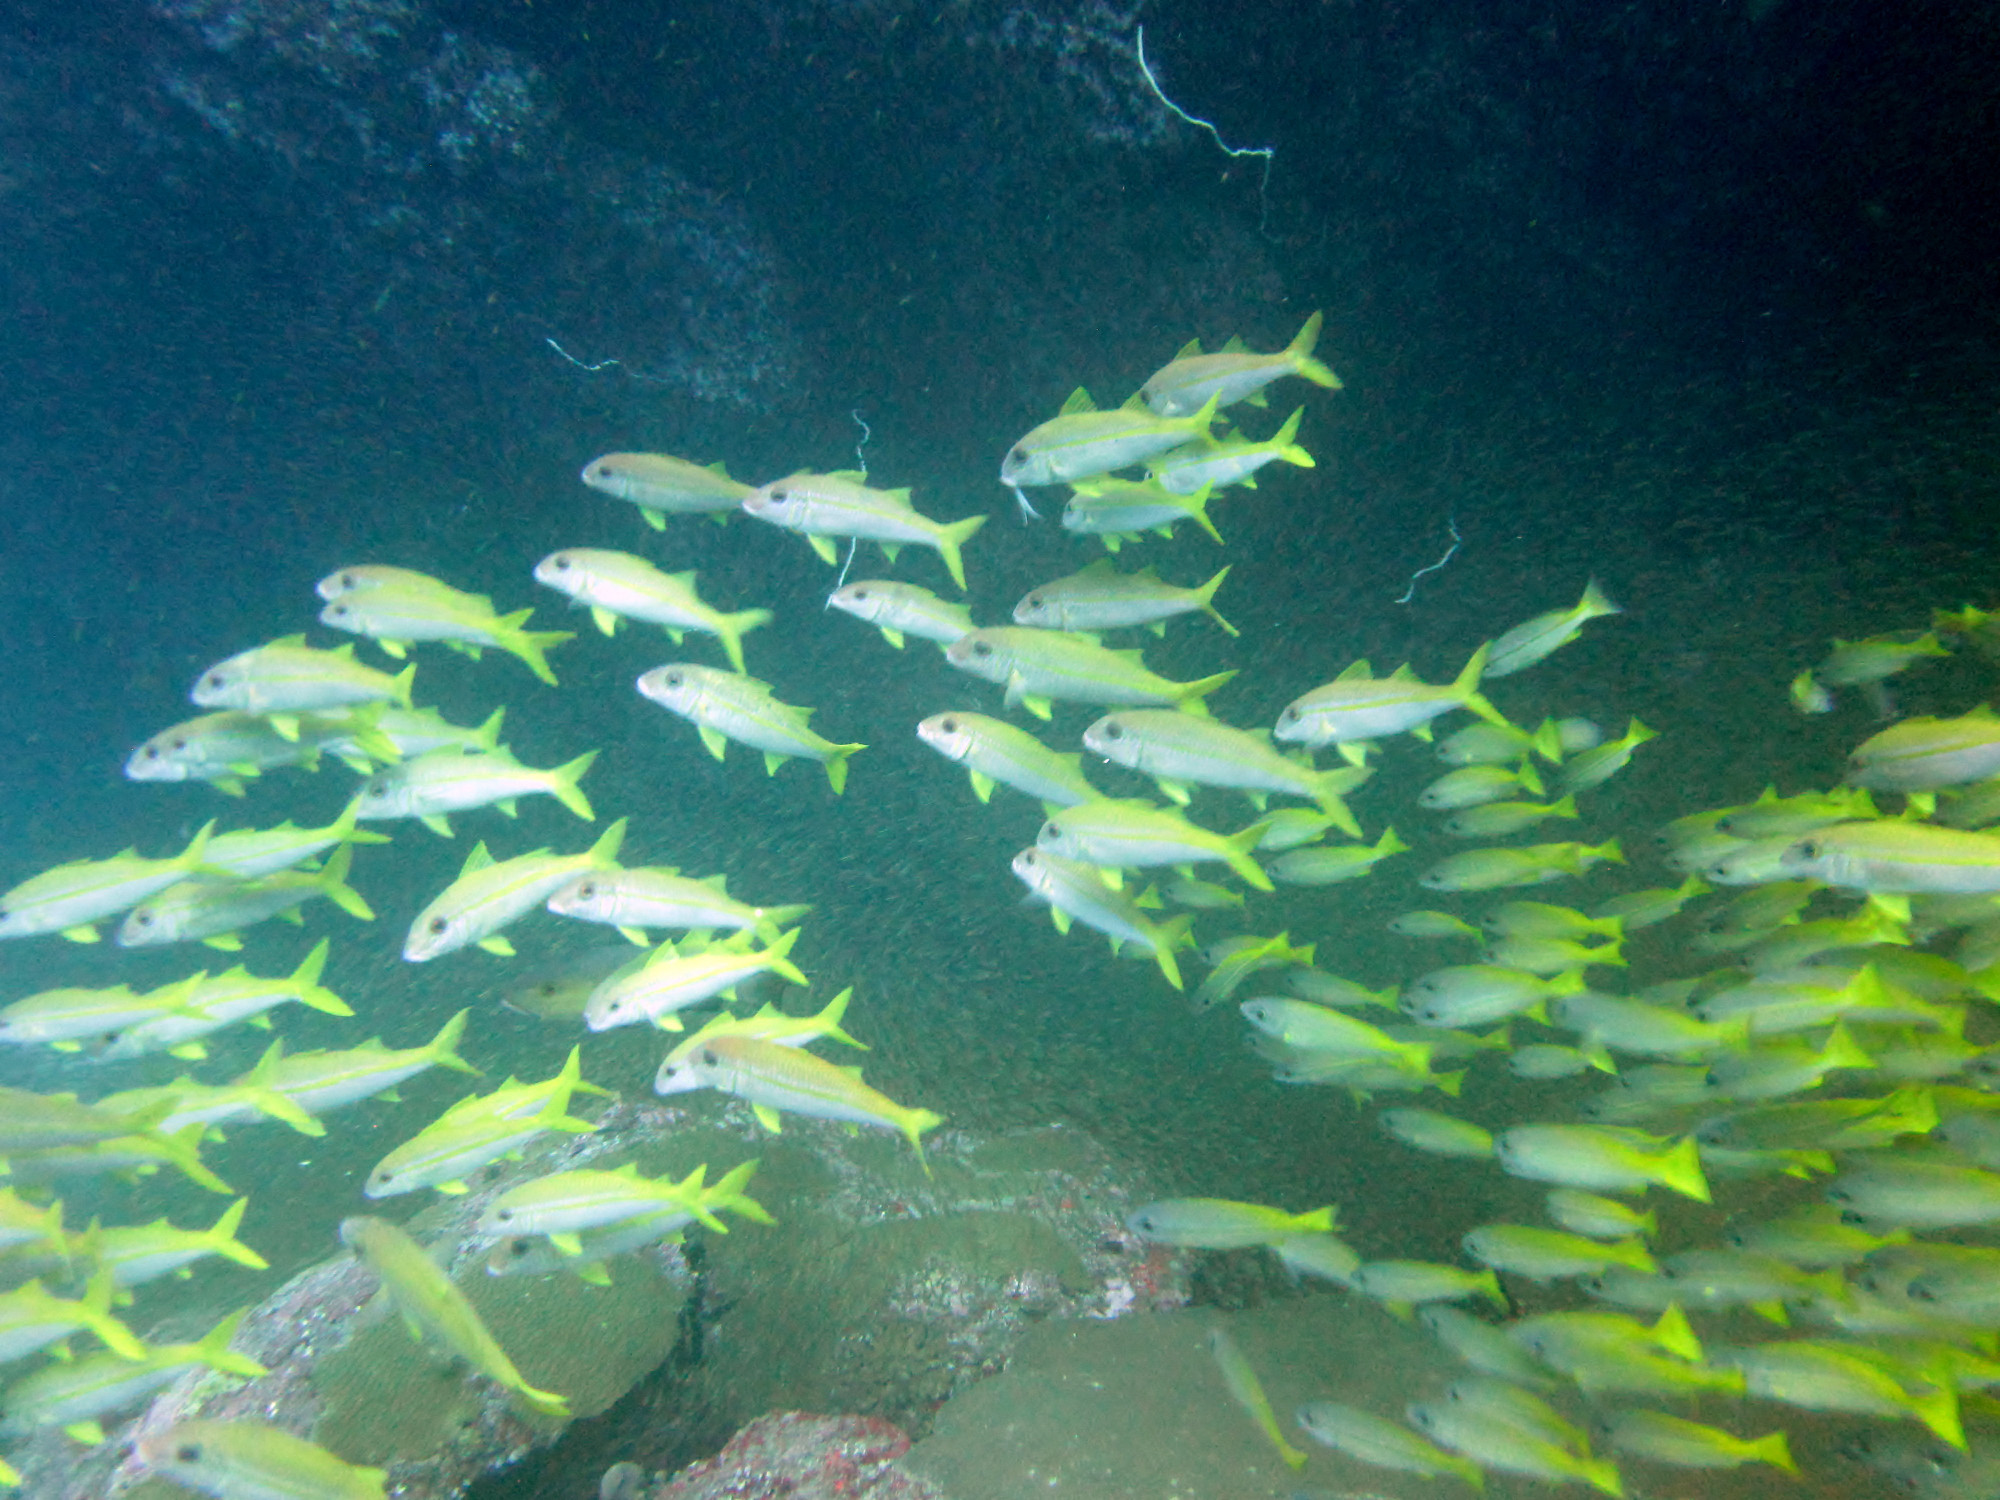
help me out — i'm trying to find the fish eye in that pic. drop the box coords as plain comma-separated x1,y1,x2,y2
1102,722,1123,739
428,916,448,934
575,882,596,899
203,673,226,690
971,641,992,657
1133,1215,1154,1233
176,1444,203,1463
143,746,161,759
1797,839,1821,859
851,588,869,600
133,913,152,928
1019,851,1038,866
1025,594,1043,608
665,672,682,687
1278,706,1297,723
699,1048,718,1065
1007,447,1024,464
551,555,571,570
771,488,789,502
329,604,350,619
1839,1208,1867,1226
495,1207,513,1222
508,1239,530,1258
939,717,957,732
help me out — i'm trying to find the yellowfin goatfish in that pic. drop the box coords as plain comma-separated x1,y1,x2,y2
1599,1409,1796,1474
740,471,988,591
1484,580,1621,678
1148,408,1314,495
532,548,772,672
663,1034,944,1170
196,800,388,881
0,1087,173,1152
94,1196,267,1287
1139,311,1340,416
1349,1261,1509,1316
116,845,375,951
355,745,596,837
1405,1399,1623,1494
0,822,217,943
124,708,387,794
1420,839,1623,893
1000,387,1220,518
403,819,627,961
917,711,1100,807
1494,1123,1710,1201
1061,477,1224,549
340,1215,569,1416
579,451,751,525
1557,719,1658,796
1239,999,1436,1075
549,866,809,944
1009,847,1193,988
945,627,1235,720
1082,709,1366,821
1461,1223,1657,1282
1438,717,1566,766
248,1010,475,1116
475,1162,730,1245
0,974,208,1053
1013,560,1236,635
636,664,865,793
583,929,808,1031
1273,645,1506,759
0,1272,146,1364
190,635,414,726
1270,828,1410,885
1124,1197,1335,1249
0,1306,265,1445
137,1419,388,1499
1421,761,1546,809
1847,709,2000,791
1294,1400,1483,1488
1205,1325,1308,1469
826,579,974,650
656,988,866,1090
1037,799,1272,890
318,580,571,686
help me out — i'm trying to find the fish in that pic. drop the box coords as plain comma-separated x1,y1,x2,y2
1817,629,1952,687
1401,964,1584,1029
1420,762,1546,810
1437,717,1566,766
1825,1157,2000,1229
1124,1198,1336,1249
1061,478,1224,549
137,1419,388,1499
944,627,1235,720
95,1067,325,1138
532,548,772,671
0,1271,147,1365
1551,993,1743,1059
636,665,865,792
1546,1190,1656,1241
1509,1043,1613,1080
917,711,1101,808
1405,1401,1623,1496
1556,719,1658,796
1379,1107,1495,1159
404,819,628,961
1013,561,1236,636
197,800,391,881
316,564,490,605
656,988,866,1088
1256,809,1344,851
190,636,414,729
318,581,572,686
363,1085,596,1200
117,845,376,951
1082,709,1367,822
1418,1305,1561,1389
548,866,809,945
826,579,974,649
0,822,219,943
1141,313,1340,415
1481,901,1621,942
1508,1306,1738,1399
584,929,809,1031
1484,580,1622,678
1594,876,1708,929
1273,644,1507,761
1148,408,1314,495
1724,1204,1909,1268
740,471,988,590
0,1306,265,1445
1599,1409,1796,1474
1461,1223,1657,1282
475,1162,730,1244
1419,839,1624,893
1293,1400,1485,1488
1037,799,1272,890
1348,1260,1508,1316
485,1160,774,1283
339,1215,569,1417
1241,999,1435,1074
1716,784,1880,839
355,746,597,836
1715,1339,1962,1448
1779,820,2000,894
1009,847,1193,988
1194,932,1316,1010
1268,828,1410,886
250,1010,476,1116
0,1089,174,1154
1493,1123,1711,1201
1441,794,1579,840
94,1196,268,1288
1269,1232,1362,1286
0,974,210,1054
1000,388,1221,515
665,1034,944,1169
124,710,359,794
1388,910,1483,940
1206,1324,1308,1470
579,451,752,525
363,703,504,760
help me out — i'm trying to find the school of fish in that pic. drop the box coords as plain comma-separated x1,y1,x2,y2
3,304,1998,1496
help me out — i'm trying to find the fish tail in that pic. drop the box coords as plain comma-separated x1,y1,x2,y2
1753,1430,1798,1475
1224,822,1275,891
588,816,630,866
1174,668,1238,719
1308,773,1364,834
935,514,988,593
1270,405,1315,468
1179,482,1226,546
1151,914,1194,991
1528,717,1566,763
427,1008,481,1074
1654,1135,1711,1204
1580,577,1621,619
389,662,418,707
1193,564,1239,636
718,608,774,673
1582,1454,1625,1498
318,845,376,922
550,749,600,821
904,1107,946,1175
823,743,866,796
516,1383,572,1419
206,1198,271,1269
1287,310,1341,390
162,1122,233,1194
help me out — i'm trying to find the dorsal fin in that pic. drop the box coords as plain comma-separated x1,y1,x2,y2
1171,336,1203,359
1388,663,1417,681
459,841,495,877
705,460,734,478
1221,334,1249,352
1335,660,1372,681
1119,390,1150,412
1058,387,1096,416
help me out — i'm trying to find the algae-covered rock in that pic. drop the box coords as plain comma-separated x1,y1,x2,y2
652,1412,943,1500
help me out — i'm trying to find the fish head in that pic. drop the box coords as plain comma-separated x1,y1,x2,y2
361,1159,410,1198
355,770,408,818
189,658,248,709
317,603,360,638
533,550,590,594
547,874,612,921
115,902,177,948
580,455,637,499
827,582,885,623
402,903,467,963
125,731,196,783
1238,998,1277,1030
635,665,701,715
1008,847,1049,890
314,567,375,601
654,1053,703,1095
1271,699,1311,744
916,713,973,763
1034,819,1069,855
1080,714,1131,761
999,442,1050,488
1012,589,1057,627
944,631,1009,683
740,480,803,525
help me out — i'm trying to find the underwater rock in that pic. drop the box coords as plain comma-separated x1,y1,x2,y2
653,1411,942,1500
